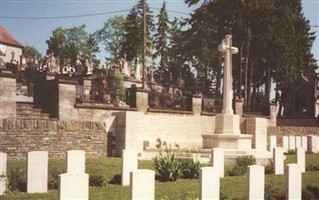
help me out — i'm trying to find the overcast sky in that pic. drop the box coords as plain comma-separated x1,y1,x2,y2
0,0,318,66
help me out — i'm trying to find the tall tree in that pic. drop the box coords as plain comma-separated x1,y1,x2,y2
23,45,43,64
120,0,154,63
153,1,170,81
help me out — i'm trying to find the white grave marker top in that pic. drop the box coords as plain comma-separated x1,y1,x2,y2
67,150,85,174
218,35,238,115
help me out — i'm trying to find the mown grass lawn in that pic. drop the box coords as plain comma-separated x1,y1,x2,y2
2,153,319,200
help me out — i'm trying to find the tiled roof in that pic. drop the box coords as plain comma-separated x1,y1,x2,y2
0,26,23,48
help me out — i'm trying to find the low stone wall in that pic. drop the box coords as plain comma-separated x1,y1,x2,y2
0,119,107,159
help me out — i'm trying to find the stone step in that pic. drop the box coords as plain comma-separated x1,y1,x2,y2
16,108,43,115
16,102,34,109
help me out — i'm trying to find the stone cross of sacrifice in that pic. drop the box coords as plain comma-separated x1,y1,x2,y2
218,34,238,115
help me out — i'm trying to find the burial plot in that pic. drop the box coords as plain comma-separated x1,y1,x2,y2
273,147,284,174
285,164,302,200
211,148,224,178
247,165,264,200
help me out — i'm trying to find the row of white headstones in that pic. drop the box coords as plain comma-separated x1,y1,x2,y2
0,144,312,200
269,135,319,153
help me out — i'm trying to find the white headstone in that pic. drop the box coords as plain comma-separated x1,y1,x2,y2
301,136,308,150
0,152,7,195
122,149,138,186
27,151,48,193
129,169,155,200
211,148,224,178
296,148,306,173
285,164,302,200
199,167,220,200
288,135,296,150
67,150,85,174
282,136,289,152
273,147,284,174
307,135,319,153
269,136,277,153
247,165,264,200
295,136,302,149
58,173,89,200
58,150,89,200
0,153,6,177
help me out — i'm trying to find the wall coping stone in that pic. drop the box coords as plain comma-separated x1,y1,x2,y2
148,108,193,115
201,111,216,116
58,79,78,85
75,102,137,111
0,71,16,78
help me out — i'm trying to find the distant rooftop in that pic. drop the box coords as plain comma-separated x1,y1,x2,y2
0,26,23,48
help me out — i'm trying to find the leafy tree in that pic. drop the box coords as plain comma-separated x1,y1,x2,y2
46,25,99,67
96,16,126,62
23,45,43,64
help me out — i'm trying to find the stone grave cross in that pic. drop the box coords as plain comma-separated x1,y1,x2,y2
218,34,238,115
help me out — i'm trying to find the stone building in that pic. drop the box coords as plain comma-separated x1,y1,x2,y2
0,26,23,67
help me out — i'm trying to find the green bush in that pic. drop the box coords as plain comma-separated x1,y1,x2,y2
286,149,296,155
227,155,256,176
153,152,182,181
181,159,200,179
89,174,109,187
7,167,26,192
153,138,183,181
305,185,319,198
264,182,283,200
265,163,274,174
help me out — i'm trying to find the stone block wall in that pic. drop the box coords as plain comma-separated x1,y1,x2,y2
113,111,215,156
0,73,16,119
0,119,107,159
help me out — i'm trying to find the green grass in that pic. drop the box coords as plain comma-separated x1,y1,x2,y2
2,154,319,200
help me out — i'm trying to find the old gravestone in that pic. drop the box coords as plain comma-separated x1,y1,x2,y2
27,151,48,193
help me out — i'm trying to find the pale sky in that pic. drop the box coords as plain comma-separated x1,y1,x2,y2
0,0,318,65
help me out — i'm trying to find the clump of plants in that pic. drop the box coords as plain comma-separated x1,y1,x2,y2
227,155,256,176
89,174,109,187
181,158,200,179
286,149,296,155
152,138,183,181
7,167,26,192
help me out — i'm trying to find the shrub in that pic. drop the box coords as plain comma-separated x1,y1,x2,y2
89,174,109,187
286,149,296,155
227,155,256,176
265,163,274,174
182,159,201,179
153,152,182,181
153,138,182,181
264,182,283,200
306,185,319,198
7,167,26,192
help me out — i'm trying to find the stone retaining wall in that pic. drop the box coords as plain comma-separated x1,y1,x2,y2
0,119,107,159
